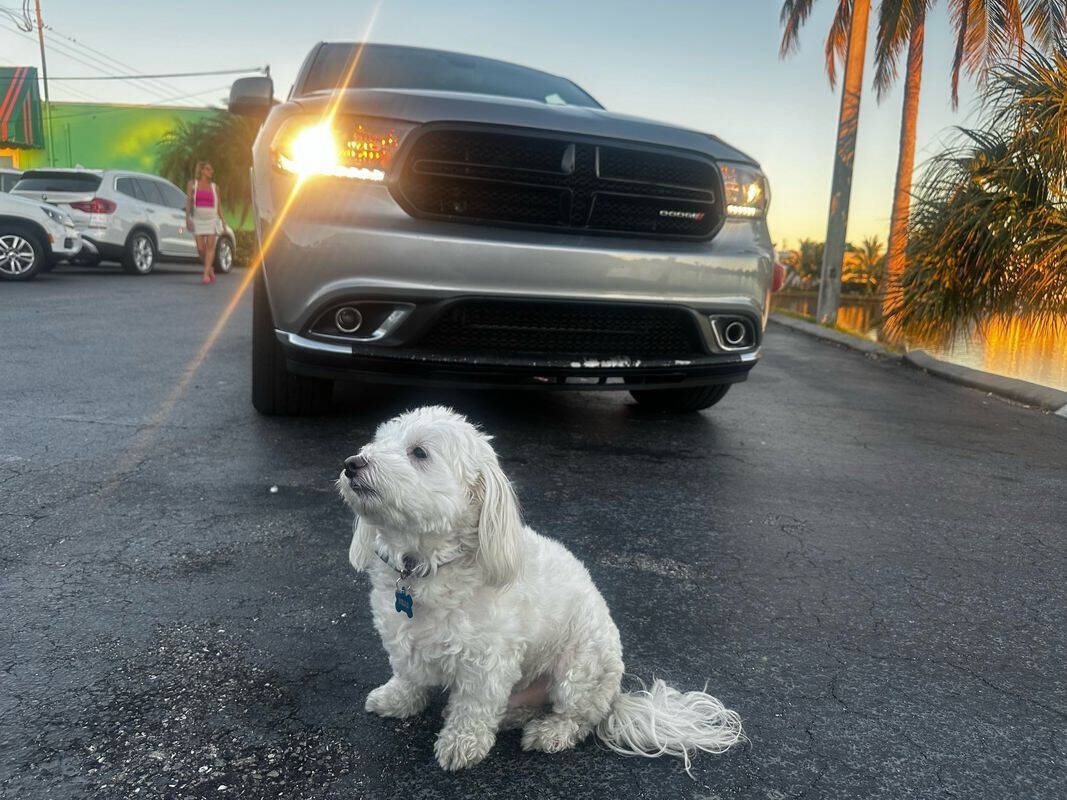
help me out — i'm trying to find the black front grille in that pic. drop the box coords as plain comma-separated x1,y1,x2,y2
415,301,706,360
394,127,722,240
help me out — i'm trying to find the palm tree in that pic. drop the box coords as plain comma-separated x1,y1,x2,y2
887,49,1067,340
874,1,1067,322
157,113,258,227
780,0,873,324
843,235,886,293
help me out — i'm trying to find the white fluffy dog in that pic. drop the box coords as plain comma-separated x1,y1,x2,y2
337,406,743,772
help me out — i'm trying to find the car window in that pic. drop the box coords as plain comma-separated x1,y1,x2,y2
115,177,146,202
136,179,165,206
13,171,102,193
156,181,188,210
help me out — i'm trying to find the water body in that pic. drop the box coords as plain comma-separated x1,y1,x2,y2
772,292,1067,393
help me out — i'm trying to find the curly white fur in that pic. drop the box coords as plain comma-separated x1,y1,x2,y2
337,406,743,772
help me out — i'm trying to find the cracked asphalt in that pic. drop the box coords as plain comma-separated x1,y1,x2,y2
1,263,1065,799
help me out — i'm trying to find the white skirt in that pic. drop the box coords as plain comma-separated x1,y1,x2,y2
192,205,220,236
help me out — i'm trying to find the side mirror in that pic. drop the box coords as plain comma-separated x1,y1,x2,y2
228,76,274,119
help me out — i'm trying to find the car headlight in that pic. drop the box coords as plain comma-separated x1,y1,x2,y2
271,116,414,181
720,164,769,219
39,205,65,224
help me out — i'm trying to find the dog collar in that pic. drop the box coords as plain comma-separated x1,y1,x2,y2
375,549,465,580
376,549,465,621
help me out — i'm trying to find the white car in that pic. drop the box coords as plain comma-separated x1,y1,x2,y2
10,168,236,276
0,190,82,281
0,168,22,192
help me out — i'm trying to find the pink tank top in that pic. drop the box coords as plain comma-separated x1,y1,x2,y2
194,185,215,208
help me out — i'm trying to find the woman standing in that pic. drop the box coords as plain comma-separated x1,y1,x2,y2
186,161,226,284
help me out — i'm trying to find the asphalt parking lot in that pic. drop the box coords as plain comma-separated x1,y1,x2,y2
1,263,1065,799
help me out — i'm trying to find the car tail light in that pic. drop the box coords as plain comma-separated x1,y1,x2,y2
772,262,786,292
69,197,117,214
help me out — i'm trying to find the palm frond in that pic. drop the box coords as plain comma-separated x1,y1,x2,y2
780,0,819,58
1024,0,1067,48
824,0,854,88
887,50,1067,339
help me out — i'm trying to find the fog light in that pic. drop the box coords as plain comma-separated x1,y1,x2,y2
335,306,363,334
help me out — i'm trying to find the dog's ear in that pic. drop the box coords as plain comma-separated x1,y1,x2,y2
474,455,524,587
348,516,378,572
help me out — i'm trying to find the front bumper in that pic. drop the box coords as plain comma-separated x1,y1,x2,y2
277,328,759,390
255,163,774,390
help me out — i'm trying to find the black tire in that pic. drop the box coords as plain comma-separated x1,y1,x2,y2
215,236,234,274
122,230,156,275
0,228,46,281
252,267,333,415
629,384,732,413
71,251,101,267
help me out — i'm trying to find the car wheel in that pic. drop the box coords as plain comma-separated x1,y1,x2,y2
252,267,333,415
215,236,234,274
122,231,156,275
629,384,731,413
0,229,46,281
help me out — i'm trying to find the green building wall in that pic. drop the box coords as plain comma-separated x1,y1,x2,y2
14,101,248,229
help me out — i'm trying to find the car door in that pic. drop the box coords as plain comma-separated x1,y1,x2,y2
112,175,151,237
135,178,182,257
156,179,199,258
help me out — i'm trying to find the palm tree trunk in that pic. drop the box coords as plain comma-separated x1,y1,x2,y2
816,0,872,325
883,14,925,330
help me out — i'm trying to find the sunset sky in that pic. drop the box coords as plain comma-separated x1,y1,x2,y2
1,0,982,247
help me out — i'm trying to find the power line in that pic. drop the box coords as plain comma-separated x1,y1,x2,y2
47,85,233,120
40,22,185,97
0,2,32,31
48,66,267,81
1,21,172,101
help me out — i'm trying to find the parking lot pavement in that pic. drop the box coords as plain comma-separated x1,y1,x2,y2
1,262,1065,799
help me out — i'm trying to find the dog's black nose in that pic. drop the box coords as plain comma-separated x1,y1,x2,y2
344,454,368,478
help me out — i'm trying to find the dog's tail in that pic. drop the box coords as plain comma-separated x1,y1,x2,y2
595,676,744,773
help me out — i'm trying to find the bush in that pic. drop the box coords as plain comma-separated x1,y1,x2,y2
233,229,259,269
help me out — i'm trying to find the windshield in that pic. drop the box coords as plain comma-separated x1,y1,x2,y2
301,43,601,108
13,171,102,193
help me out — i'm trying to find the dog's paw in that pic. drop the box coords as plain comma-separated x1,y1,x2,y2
521,715,583,753
434,724,495,771
365,681,428,718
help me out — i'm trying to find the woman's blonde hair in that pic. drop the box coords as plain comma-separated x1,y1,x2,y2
194,161,212,180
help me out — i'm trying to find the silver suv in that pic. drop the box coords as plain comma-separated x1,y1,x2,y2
11,169,236,275
231,43,775,415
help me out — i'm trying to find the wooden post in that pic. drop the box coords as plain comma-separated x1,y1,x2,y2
34,0,55,166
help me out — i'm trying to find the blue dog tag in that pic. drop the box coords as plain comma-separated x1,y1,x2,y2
395,589,413,618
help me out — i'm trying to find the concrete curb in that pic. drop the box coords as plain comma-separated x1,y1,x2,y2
904,349,1067,414
769,312,1067,416
768,313,897,358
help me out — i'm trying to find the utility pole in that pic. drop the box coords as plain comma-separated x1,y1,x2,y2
816,0,871,325
34,0,55,166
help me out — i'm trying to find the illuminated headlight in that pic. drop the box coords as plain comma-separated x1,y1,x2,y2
271,116,414,181
720,164,769,219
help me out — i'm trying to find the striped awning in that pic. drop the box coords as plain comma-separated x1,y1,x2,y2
0,67,44,149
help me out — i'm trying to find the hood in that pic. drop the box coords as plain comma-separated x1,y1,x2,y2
0,190,54,216
292,88,759,166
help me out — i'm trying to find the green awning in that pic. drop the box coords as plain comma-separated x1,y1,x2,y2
0,67,44,149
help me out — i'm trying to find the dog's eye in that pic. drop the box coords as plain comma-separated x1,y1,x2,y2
411,446,429,461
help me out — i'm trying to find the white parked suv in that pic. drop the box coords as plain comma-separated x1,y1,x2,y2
0,189,82,281
10,168,236,275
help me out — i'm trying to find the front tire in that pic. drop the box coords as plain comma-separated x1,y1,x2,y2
252,267,333,416
0,229,46,281
215,236,234,274
122,231,156,275
629,384,731,413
